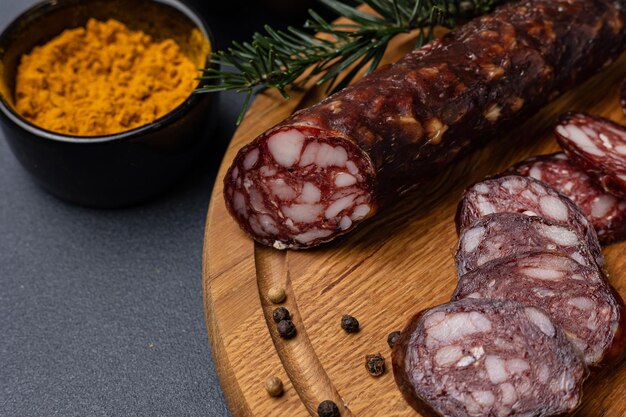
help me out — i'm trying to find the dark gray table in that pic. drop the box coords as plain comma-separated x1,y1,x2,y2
0,1,312,415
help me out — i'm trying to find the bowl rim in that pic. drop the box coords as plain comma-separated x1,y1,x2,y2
0,0,216,144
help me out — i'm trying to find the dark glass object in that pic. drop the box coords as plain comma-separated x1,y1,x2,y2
0,0,216,208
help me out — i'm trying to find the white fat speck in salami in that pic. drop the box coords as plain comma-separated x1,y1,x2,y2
506,358,530,374
455,213,596,276
299,182,322,204
461,226,486,254
426,311,492,346
485,355,508,384
298,143,319,167
392,299,587,417
499,383,517,405
537,224,579,246
233,192,246,216
334,173,357,187
346,160,359,175
539,195,569,221
568,297,595,310
524,307,556,337
318,144,349,167
435,345,464,366
282,203,324,223
529,165,543,180
591,195,617,218
452,253,626,366
351,204,371,221
258,214,279,235
294,228,333,244
339,216,352,230
556,114,626,201
249,188,268,213
269,179,297,200
522,267,564,281
325,195,356,219
243,148,260,170
268,129,305,168
456,175,603,268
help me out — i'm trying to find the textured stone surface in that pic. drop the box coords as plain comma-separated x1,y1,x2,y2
0,1,306,415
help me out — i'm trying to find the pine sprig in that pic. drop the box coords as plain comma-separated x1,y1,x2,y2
196,0,507,124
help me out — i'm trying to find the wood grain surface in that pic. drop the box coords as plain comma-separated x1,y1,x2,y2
202,24,626,416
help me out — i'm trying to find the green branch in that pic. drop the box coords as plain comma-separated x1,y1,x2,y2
196,0,508,124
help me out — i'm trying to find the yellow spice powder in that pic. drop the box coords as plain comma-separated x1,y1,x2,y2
15,18,200,136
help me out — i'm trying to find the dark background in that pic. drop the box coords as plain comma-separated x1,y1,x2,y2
0,0,322,415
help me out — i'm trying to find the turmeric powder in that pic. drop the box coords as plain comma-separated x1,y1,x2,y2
15,19,200,136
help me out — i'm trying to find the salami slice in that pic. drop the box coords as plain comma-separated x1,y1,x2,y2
509,153,626,243
392,298,587,417
456,212,597,276
456,175,604,268
556,113,626,201
452,253,626,366
224,0,626,249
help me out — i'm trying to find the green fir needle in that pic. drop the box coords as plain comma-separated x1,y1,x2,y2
196,0,508,124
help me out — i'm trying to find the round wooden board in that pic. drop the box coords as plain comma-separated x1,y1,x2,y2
202,28,626,416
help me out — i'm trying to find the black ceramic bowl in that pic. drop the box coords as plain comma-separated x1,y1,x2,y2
0,0,216,208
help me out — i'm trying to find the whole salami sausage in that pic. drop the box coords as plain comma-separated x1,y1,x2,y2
556,113,626,200
224,0,626,249
456,175,604,268
456,212,597,276
392,298,587,417
452,252,626,366
509,153,626,243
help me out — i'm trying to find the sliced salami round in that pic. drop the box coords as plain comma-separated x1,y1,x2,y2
225,127,376,249
456,175,603,268
556,113,626,200
392,298,587,417
456,212,597,276
509,153,626,244
452,253,626,366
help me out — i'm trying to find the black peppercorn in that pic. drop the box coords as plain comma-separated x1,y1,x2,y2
365,353,385,377
277,319,297,339
273,307,291,323
387,331,401,348
317,400,340,417
340,314,360,333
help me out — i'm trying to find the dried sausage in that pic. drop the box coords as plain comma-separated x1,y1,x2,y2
456,175,603,268
392,298,587,417
224,0,626,249
509,153,626,243
452,252,626,366
556,113,626,200
456,212,597,276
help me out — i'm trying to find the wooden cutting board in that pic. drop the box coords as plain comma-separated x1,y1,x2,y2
202,25,626,416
